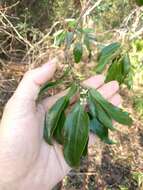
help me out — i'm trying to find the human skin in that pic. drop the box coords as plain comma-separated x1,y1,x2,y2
0,58,121,190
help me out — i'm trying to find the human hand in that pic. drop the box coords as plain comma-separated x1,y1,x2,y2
0,58,121,190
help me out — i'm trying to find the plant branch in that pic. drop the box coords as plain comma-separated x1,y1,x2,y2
0,11,33,48
84,0,103,17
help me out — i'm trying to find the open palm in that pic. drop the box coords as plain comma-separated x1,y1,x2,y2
0,59,121,190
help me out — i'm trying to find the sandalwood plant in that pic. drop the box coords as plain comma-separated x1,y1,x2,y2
38,29,133,168
38,2,134,167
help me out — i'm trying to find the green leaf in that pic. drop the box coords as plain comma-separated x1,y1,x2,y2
44,96,69,145
84,34,91,52
67,83,79,100
64,103,89,167
66,19,77,28
73,42,83,63
82,28,95,33
89,89,133,126
82,138,89,157
135,0,143,6
124,72,133,89
54,30,66,46
65,31,74,49
38,67,70,97
84,33,96,50
122,53,131,76
106,61,124,84
95,102,116,131
105,61,119,82
54,112,66,145
90,118,115,145
96,42,121,73
87,94,97,117
106,54,131,85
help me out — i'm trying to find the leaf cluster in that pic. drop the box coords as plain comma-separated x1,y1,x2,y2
39,83,133,167
96,42,133,88
53,19,96,63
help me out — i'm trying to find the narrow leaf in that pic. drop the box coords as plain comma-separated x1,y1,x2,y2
54,112,66,145
96,42,121,73
54,30,66,46
73,42,83,63
95,102,116,131
65,31,74,49
122,53,131,76
82,138,89,157
89,89,133,126
87,94,97,117
106,61,124,84
64,103,89,167
90,118,115,144
44,96,69,145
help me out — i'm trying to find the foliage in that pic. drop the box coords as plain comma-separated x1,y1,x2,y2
39,83,132,167
132,172,143,188
96,43,133,88
38,20,133,166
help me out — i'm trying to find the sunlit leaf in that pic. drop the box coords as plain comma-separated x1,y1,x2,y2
96,42,121,73
106,61,124,84
54,30,66,46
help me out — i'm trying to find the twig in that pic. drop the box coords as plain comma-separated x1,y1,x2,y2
0,11,33,48
0,1,20,11
84,0,103,17
37,21,60,46
130,27,143,40
76,0,91,25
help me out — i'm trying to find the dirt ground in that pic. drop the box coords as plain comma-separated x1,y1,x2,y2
0,62,143,190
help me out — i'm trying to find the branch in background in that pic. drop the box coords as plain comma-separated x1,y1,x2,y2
122,7,138,28
130,27,143,40
76,0,91,26
84,0,103,17
0,11,33,48
132,7,143,32
0,1,19,11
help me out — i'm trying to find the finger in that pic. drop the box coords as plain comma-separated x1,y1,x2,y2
109,94,122,106
42,75,105,110
82,75,105,89
13,58,57,102
41,90,69,110
88,93,122,147
98,81,119,99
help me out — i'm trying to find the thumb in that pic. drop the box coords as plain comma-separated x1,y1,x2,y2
14,58,57,102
